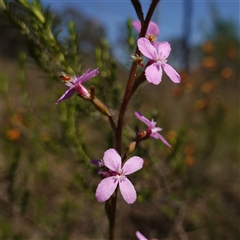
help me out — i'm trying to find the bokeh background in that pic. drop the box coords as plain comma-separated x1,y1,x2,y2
1,0,239,239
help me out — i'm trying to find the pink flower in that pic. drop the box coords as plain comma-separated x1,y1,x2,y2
137,38,181,85
95,148,144,204
133,20,159,42
135,111,171,147
56,68,99,104
136,231,148,240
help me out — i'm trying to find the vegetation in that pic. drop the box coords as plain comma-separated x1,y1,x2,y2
1,0,239,239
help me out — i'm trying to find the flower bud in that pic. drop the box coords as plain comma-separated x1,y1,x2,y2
126,141,137,155
92,97,111,117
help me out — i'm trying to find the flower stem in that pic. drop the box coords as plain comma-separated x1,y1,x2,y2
108,2,160,240
108,190,118,240
116,0,160,154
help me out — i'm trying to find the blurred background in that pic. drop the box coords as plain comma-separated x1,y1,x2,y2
1,0,239,239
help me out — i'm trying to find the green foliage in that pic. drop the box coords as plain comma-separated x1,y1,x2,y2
126,18,136,54
1,0,76,76
94,39,121,108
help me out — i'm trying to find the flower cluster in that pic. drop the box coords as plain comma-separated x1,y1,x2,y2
52,13,183,240
56,20,180,206
89,111,170,204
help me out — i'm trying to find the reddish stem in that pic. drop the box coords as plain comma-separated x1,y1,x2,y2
116,0,160,154
108,2,160,240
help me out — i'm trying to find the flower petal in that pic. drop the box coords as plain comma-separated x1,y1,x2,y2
147,21,159,37
119,177,137,204
157,41,171,59
136,231,148,240
55,87,75,104
90,159,104,167
150,132,171,147
75,68,99,85
162,63,181,83
134,111,151,127
151,126,162,132
122,156,144,175
137,38,157,60
75,84,90,99
149,119,157,129
132,20,141,32
145,63,162,85
103,148,121,172
133,20,160,39
96,177,118,202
